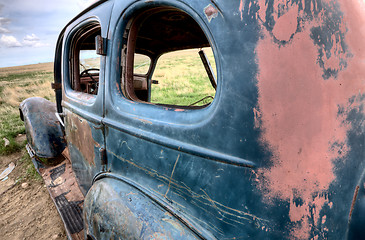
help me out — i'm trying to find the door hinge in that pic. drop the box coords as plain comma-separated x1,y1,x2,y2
96,35,107,56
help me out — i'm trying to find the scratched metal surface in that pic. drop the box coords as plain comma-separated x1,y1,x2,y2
64,109,105,195
55,0,365,239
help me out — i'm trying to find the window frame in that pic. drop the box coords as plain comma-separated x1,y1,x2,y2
63,18,102,104
107,1,221,127
117,4,219,109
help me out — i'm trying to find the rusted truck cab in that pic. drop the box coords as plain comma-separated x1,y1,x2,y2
20,0,365,239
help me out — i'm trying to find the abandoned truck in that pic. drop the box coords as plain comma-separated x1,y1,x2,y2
19,0,365,239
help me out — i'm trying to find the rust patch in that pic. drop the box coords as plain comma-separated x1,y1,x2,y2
62,148,70,160
65,113,96,166
349,185,360,220
39,155,85,239
254,0,365,239
204,4,218,22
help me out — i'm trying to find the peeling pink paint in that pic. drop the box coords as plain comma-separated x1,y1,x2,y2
255,0,365,239
272,3,298,41
258,0,267,21
239,0,244,20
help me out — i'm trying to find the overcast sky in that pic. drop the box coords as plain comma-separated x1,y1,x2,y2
0,0,96,67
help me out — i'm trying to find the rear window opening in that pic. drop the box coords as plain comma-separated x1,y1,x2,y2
121,7,217,108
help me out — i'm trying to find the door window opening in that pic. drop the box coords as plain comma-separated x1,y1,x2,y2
121,7,217,108
70,22,101,95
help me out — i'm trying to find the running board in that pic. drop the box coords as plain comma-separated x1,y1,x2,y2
26,144,84,240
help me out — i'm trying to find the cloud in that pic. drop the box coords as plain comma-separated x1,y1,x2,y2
22,34,50,47
0,33,49,48
0,35,22,47
23,34,40,42
0,17,10,33
0,3,10,33
23,34,39,45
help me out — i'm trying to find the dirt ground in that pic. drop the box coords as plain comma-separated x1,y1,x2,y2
0,147,66,239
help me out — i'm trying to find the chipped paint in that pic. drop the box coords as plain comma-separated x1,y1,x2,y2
204,4,218,22
255,0,365,238
119,140,132,150
133,117,153,125
162,217,186,235
68,91,95,102
239,0,244,20
253,107,261,129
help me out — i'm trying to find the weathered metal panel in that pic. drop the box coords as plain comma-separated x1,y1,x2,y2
100,0,365,239
20,97,66,158
253,0,365,239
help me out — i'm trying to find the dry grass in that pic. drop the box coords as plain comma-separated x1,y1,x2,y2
0,62,54,155
0,62,53,76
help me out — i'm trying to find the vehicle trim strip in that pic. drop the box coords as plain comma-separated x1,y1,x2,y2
102,118,255,168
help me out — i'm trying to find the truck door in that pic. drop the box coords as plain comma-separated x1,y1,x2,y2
61,1,113,195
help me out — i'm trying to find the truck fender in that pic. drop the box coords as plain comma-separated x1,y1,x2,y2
84,176,203,240
19,97,65,158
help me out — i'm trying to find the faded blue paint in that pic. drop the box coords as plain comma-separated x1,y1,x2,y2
21,0,365,239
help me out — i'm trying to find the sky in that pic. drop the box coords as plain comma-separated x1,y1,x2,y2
0,0,97,67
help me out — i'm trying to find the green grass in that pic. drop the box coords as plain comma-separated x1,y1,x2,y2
0,71,52,82
135,48,217,106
